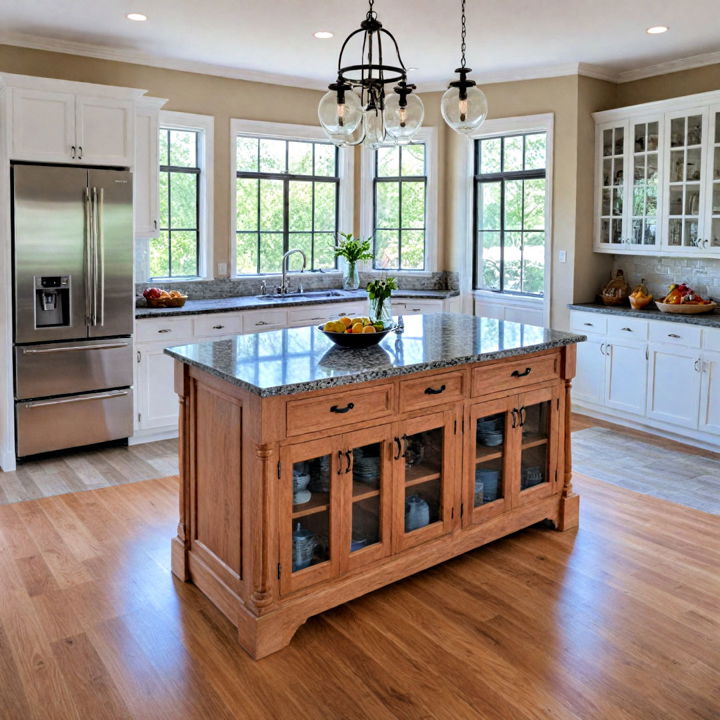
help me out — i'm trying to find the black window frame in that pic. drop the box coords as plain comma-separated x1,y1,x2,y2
473,132,547,297
235,136,341,275
153,127,202,280
372,142,428,272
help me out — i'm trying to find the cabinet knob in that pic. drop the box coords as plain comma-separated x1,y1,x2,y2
620,327,632,332
583,322,594,327
668,333,681,338
212,325,225,330
158,328,171,334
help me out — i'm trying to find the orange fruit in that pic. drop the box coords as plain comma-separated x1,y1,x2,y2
362,325,376,333
339,316,352,327
351,322,364,334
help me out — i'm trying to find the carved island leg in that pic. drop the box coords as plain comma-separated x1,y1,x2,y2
171,363,191,580
557,374,580,531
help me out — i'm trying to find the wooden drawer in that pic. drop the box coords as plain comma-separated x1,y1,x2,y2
648,321,701,348
472,352,560,396
193,313,243,338
135,316,194,343
243,308,288,333
286,384,394,437
570,311,606,336
702,326,720,352
399,370,465,412
606,315,648,341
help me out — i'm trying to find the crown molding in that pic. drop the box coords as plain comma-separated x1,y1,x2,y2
0,31,328,91
617,48,720,83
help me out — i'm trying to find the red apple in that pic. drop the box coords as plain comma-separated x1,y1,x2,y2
143,287,162,300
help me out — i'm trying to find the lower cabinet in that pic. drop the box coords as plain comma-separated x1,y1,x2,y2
646,343,702,426
135,342,183,431
604,339,647,415
699,350,720,435
574,337,606,406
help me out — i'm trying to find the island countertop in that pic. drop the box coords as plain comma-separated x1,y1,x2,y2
165,313,585,397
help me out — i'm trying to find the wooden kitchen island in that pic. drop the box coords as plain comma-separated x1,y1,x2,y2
166,313,585,659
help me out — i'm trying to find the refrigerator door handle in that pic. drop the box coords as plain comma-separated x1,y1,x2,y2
23,389,130,409
84,187,94,326
21,342,130,354
97,187,105,327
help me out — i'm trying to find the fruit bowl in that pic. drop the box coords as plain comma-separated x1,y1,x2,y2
318,324,394,349
146,294,188,308
655,300,718,314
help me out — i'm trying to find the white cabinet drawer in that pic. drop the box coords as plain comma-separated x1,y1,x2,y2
570,311,607,336
702,326,720,351
243,308,288,333
396,299,443,315
606,315,648,341
287,305,335,327
135,316,194,343
193,313,243,338
648,321,701,347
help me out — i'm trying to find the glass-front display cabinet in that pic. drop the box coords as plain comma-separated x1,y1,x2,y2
629,118,661,249
394,409,456,552
465,386,560,527
596,120,628,249
708,106,720,250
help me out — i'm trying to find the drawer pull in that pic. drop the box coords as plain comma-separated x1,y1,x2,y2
583,322,594,327
424,384,446,395
511,367,532,378
620,327,632,332
158,328,172,334
330,402,355,414
256,321,269,326
212,325,225,330
668,333,681,338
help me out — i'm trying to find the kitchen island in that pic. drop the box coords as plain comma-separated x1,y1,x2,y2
166,313,585,659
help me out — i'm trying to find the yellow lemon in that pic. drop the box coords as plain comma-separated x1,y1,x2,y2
351,318,364,325
323,321,336,332
362,325,376,333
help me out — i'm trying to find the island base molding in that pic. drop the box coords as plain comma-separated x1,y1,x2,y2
171,343,579,660
172,491,577,659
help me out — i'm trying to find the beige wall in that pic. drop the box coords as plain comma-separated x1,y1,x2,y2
617,63,720,106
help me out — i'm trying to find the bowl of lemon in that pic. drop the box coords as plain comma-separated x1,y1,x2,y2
319,316,393,348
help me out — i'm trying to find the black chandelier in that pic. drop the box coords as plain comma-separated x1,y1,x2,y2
318,0,424,147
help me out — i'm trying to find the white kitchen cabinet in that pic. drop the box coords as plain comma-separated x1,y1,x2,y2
573,337,607,406
705,104,720,250
604,340,647,415
595,119,630,251
10,87,76,163
193,312,244,338
134,97,167,239
646,343,702,426
699,350,720,436
395,299,444,315
135,341,185,432
75,95,134,166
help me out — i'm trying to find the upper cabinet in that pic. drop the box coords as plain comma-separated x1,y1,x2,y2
134,97,167,239
2,73,146,167
594,91,720,258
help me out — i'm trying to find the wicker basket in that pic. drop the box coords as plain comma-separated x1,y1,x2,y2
146,295,188,308
655,300,718,314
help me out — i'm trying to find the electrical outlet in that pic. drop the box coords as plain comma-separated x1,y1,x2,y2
217,262,228,275
558,250,567,263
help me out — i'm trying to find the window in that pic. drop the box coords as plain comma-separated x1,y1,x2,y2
234,134,341,274
372,142,427,270
149,112,213,280
474,131,547,296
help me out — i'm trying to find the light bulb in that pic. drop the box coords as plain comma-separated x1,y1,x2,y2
384,93,424,143
399,107,407,128
458,98,468,123
318,89,363,144
337,102,346,127
441,85,488,135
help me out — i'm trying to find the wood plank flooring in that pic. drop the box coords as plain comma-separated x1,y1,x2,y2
0,472,717,719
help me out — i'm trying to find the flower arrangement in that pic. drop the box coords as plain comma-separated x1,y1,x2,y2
334,233,375,290
366,276,398,324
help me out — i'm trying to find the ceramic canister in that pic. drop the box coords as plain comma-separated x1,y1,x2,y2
292,522,316,571
405,495,430,531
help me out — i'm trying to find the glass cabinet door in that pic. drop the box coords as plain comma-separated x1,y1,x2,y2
466,398,513,525
395,410,456,551
342,426,392,572
665,110,707,250
514,387,560,506
630,119,661,248
281,438,339,594
708,108,720,251
598,122,627,247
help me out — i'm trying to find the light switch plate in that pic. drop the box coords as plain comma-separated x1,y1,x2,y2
217,262,228,275
558,250,567,263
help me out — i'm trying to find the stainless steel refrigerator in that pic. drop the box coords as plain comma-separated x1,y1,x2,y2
12,164,134,457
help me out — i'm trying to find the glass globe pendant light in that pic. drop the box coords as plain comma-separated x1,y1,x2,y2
441,0,488,135
318,0,423,147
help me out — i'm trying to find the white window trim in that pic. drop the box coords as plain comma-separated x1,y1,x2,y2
149,110,214,282
360,126,439,274
229,118,354,278
465,113,554,327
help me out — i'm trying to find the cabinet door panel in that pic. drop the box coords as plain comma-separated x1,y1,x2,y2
573,338,606,406
134,107,160,238
595,120,629,250
646,344,702,426
76,96,134,166
628,117,663,250
11,88,75,162
136,343,184,431
699,351,720,436
705,105,720,253
605,341,647,415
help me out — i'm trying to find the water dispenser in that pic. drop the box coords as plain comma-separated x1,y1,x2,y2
34,276,70,328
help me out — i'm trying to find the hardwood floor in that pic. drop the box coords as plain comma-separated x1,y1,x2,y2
0,472,717,719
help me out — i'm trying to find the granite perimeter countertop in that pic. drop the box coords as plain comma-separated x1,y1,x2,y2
569,302,720,328
136,289,459,319
165,313,585,397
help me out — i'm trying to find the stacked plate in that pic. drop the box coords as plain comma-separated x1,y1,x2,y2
475,468,501,504
477,417,503,447
353,447,379,486
309,455,331,493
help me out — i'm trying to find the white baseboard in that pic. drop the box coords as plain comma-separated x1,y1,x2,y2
129,427,178,445
572,403,720,453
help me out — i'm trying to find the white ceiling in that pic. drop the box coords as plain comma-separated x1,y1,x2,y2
0,0,719,88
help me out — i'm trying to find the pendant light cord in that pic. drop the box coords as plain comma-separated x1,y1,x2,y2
460,0,467,68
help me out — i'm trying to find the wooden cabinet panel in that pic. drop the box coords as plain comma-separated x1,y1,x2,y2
472,352,560,396
75,95,134,166
286,384,394,437
399,370,466,413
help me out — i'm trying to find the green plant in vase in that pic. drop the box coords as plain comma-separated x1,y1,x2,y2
334,232,374,290
366,276,398,326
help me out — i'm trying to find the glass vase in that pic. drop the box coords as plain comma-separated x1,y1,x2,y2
343,261,360,290
368,295,392,325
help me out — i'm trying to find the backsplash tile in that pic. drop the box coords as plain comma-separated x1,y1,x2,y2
612,256,720,300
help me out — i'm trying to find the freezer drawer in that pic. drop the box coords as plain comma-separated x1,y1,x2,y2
15,338,133,400
16,388,133,457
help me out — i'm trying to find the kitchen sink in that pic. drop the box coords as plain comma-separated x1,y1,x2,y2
255,290,348,301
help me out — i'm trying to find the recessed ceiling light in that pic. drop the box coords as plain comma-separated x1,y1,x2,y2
126,12,148,22
313,31,334,39
407,67,418,72
646,25,668,34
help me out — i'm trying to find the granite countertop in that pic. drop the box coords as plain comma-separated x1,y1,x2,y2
136,289,459,319
569,302,720,328
165,313,585,397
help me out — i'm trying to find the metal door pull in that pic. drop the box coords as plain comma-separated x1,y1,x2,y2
330,402,355,414
668,333,681,338
22,342,128,354
424,384,446,395
24,390,129,408
511,367,532,377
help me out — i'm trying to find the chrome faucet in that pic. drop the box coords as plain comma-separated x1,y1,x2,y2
278,248,307,295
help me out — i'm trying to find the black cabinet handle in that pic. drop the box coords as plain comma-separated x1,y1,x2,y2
330,402,355,414
212,325,225,330
70,145,76,159
519,406,527,427
393,437,402,460
344,450,352,474
511,409,518,429
511,367,532,378
424,384,446,395
78,145,83,159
